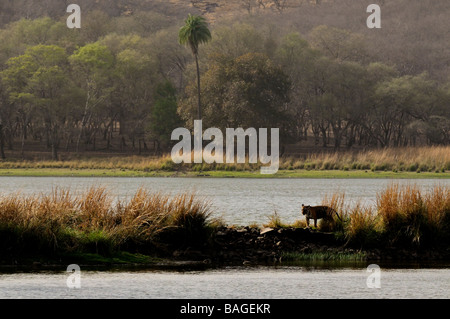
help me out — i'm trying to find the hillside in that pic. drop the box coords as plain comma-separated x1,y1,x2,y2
0,0,330,26
0,0,448,160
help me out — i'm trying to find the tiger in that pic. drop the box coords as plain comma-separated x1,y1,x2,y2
301,204,342,228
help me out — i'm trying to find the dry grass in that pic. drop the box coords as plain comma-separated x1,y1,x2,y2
344,203,380,247
264,212,290,228
376,184,450,245
326,183,450,247
1,146,448,173
258,182,449,248
1,183,449,260
319,192,347,232
0,187,213,257
282,146,450,172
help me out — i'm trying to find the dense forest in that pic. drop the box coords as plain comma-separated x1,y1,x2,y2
0,0,448,160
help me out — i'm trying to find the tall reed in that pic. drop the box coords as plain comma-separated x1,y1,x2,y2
344,203,379,247
320,191,347,232
331,183,450,247
376,184,450,245
0,187,213,258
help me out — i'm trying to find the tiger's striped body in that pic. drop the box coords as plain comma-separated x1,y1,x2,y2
301,204,341,228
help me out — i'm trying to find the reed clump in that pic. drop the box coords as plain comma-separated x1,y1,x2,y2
324,184,450,248
0,187,213,259
260,183,449,250
376,184,450,246
343,203,380,248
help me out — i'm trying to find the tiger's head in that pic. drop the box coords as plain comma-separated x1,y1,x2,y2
302,204,310,216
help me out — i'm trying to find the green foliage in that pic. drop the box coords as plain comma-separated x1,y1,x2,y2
178,14,212,121
309,25,368,62
70,42,114,71
206,23,265,59
178,14,212,55
150,81,183,149
179,52,290,129
0,6,448,160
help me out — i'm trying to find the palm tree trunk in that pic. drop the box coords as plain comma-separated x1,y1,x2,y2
195,53,202,120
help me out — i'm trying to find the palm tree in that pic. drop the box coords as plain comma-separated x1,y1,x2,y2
178,14,212,120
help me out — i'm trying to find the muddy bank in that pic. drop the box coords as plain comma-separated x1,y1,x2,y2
165,226,450,266
2,226,449,269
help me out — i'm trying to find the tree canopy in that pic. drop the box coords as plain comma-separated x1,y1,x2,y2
0,1,448,160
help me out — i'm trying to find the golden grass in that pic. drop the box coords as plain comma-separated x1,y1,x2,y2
376,184,450,245
0,187,213,256
255,182,449,246
329,183,450,247
0,146,448,173
319,192,348,232
1,182,449,260
263,212,290,228
343,203,380,247
283,146,450,172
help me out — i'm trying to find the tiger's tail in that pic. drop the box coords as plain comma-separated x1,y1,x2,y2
333,209,342,221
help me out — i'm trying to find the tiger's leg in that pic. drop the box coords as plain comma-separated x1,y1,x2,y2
306,217,310,228
314,218,318,228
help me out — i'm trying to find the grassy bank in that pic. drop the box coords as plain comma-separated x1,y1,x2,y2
273,184,450,249
0,184,449,266
0,187,217,265
0,146,449,178
0,168,448,179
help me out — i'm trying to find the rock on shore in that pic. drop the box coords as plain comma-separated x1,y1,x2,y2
171,226,344,265
168,226,450,265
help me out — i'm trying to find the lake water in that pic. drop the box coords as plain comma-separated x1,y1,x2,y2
0,176,449,299
1,265,449,299
0,176,448,225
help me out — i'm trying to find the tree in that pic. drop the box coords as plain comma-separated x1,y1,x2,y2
100,33,159,152
149,81,183,153
114,45,157,153
371,73,440,147
276,32,320,141
322,60,369,149
205,23,264,60
178,14,212,121
308,25,368,63
149,27,191,92
69,42,114,153
179,52,291,131
2,44,74,160
0,84,7,159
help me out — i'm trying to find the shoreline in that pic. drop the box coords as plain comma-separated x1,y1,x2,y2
0,168,449,179
2,226,449,271
1,174,448,271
